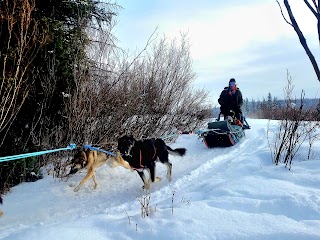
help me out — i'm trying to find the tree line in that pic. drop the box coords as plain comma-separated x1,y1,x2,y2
241,94,320,120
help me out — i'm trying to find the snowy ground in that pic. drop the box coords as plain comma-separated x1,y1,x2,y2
0,119,320,240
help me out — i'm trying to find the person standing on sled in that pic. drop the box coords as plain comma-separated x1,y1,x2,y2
218,78,243,123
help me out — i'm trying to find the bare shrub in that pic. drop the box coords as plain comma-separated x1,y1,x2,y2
268,72,319,169
64,32,210,148
306,121,320,160
0,0,47,145
137,190,151,218
104,35,210,139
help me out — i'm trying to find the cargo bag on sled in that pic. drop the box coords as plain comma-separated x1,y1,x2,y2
201,120,245,148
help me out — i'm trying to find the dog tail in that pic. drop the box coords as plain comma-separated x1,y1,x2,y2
167,146,186,157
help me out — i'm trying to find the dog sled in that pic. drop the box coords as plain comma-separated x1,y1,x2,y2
199,111,250,148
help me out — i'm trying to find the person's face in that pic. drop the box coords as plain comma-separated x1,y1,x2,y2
229,82,236,90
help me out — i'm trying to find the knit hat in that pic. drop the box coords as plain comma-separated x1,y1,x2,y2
229,78,236,86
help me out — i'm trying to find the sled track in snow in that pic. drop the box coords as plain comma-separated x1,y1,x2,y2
0,129,269,237
145,131,268,206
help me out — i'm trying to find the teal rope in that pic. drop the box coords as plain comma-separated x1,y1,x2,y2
0,144,76,163
84,144,118,157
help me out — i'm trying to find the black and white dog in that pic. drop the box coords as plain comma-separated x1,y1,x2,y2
117,135,186,190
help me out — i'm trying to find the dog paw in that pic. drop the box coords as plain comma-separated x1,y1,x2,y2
143,183,150,190
0,210,3,217
154,177,162,183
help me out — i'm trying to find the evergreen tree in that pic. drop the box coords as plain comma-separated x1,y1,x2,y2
0,0,120,193
316,99,320,119
251,99,256,112
267,92,273,109
244,98,250,114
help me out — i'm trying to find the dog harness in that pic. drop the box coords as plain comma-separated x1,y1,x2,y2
131,146,157,170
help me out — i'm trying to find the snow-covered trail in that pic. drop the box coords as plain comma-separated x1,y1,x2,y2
1,119,320,240
0,120,268,233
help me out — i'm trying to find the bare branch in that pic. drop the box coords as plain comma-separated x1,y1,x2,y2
304,0,318,17
107,27,159,92
276,0,293,26
0,0,47,137
282,0,320,81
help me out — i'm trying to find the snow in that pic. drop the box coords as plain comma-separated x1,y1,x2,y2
1,119,320,240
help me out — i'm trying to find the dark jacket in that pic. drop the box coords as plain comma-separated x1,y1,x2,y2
218,87,243,116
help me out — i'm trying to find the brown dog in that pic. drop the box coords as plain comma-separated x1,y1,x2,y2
69,149,132,192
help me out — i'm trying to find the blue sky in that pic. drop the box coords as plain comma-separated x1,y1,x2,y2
114,0,320,104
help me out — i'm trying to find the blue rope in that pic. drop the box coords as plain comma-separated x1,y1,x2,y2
0,144,76,163
84,144,118,157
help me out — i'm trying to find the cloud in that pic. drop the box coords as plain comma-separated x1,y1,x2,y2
116,0,317,57
115,0,320,102
154,1,317,59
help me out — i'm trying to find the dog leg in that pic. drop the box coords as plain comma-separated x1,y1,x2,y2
137,170,150,190
74,166,95,192
148,162,155,182
143,178,151,190
92,174,98,189
165,162,172,182
0,195,3,217
146,168,161,183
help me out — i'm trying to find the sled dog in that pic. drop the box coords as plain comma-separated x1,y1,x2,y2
69,149,132,192
117,135,186,190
